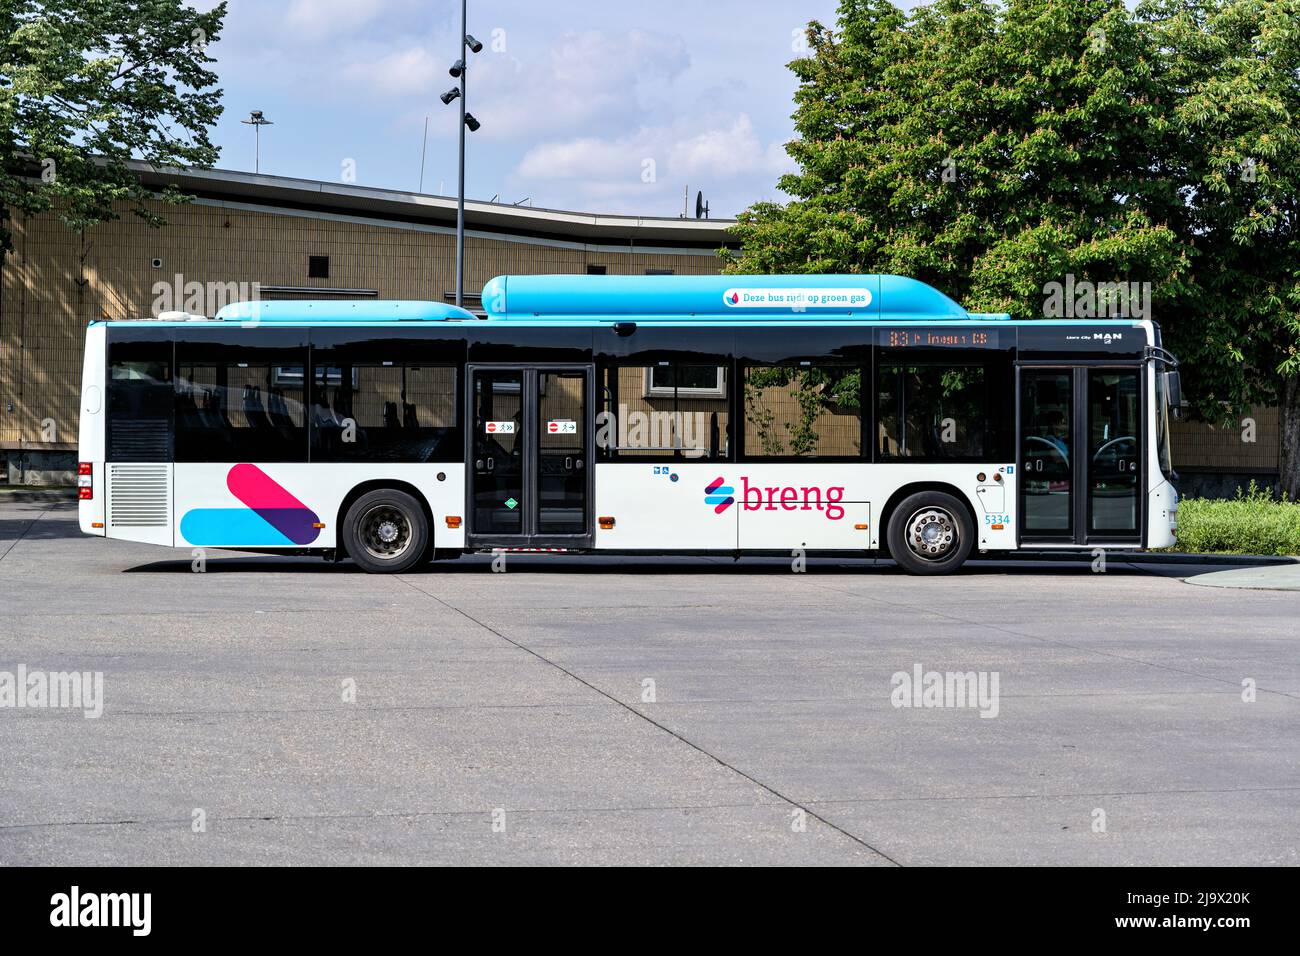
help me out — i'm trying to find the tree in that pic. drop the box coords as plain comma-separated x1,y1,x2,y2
0,0,226,260
724,0,1300,496
1136,0,1300,498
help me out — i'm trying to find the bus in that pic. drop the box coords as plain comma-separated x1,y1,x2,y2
77,273,1183,575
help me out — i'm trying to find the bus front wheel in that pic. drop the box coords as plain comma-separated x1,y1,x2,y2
343,489,428,573
886,491,974,575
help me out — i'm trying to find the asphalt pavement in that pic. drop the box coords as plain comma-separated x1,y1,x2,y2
1,499,1296,865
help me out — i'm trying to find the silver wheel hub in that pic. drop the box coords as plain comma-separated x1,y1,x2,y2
907,508,957,560
360,505,412,560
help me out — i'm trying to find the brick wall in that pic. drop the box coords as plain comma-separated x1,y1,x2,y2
1170,405,1279,472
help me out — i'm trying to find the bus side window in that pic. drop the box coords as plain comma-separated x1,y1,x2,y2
876,358,993,462
308,356,459,463
174,343,308,463
740,363,863,459
600,364,730,460
107,341,173,461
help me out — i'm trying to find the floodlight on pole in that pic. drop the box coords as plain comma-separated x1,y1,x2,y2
442,0,483,308
240,110,274,174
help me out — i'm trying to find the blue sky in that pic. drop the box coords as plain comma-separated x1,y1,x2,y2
200,0,851,218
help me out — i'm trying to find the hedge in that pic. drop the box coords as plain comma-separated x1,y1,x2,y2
1173,483,1300,556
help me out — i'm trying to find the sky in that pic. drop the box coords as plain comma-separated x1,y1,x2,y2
199,0,849,219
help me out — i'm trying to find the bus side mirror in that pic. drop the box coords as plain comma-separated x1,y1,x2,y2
1163,370,1184,420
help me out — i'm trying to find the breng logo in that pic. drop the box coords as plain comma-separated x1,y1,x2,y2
705,476,846,520
704,477,735,513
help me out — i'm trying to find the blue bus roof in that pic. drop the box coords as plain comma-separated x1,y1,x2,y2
480,273,984,321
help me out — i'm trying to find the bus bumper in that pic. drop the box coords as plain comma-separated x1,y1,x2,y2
1148,479,1177,549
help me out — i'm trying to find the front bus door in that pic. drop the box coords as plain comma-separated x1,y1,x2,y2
1018,366,1144,547
467,365,593,550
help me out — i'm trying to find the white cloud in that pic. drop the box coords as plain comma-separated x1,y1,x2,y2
342,46,440,98
512,114,794,216
284,0,394,39
469,29,691,138
516,114,789,182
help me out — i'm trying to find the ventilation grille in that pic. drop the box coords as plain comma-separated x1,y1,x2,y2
109,420,170,461
108,464,170,527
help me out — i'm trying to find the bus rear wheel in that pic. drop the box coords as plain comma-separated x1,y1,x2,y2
343,489,428,573
886,491,973,575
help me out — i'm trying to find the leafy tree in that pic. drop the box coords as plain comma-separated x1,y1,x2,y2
1136,0,1300,497
0,0,226,261
725,0,1300,496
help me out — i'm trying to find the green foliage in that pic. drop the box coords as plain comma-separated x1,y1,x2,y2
1135,0,1300,412
1172,483,1300,555
724,0,1300,491
0,0,227,254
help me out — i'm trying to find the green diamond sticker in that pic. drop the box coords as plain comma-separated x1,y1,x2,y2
504,497,518,510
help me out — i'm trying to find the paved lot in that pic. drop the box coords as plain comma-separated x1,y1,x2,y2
1,499,1297,865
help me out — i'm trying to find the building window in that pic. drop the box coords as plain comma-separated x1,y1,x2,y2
586,265,607,275
308,256,330,279
742,364,863,458
644,268,674,276
644,365,726,399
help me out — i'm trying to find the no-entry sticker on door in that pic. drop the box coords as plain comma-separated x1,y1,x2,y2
485,421,515,434
547,420,577,434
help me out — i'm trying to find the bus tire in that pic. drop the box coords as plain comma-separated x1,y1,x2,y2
886,491,974,575
342,489,428,574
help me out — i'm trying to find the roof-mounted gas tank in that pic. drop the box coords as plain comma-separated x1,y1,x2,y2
480,273,980,321
214,300,475,323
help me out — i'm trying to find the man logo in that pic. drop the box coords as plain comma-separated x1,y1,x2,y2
704,477,734,514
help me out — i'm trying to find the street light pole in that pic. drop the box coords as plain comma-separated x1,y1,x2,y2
456,0,466,308
241,110,273,174
442,5,481,309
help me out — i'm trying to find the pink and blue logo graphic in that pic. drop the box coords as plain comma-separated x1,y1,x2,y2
704,476,734,514
180,464,322,546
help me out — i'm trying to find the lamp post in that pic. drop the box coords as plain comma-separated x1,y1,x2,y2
441,2,483,308
240,110,274,174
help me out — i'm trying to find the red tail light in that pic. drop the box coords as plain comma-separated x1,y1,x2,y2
78,462,93,500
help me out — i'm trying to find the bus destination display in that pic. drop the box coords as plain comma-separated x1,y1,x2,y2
879,328,1001,349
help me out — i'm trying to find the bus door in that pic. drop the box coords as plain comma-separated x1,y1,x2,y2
1018,365,1144,546
466,365,594,549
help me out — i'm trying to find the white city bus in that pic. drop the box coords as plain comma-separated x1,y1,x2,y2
77,273,1182,574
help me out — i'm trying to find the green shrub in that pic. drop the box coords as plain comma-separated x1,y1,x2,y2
1173,482,1300,556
